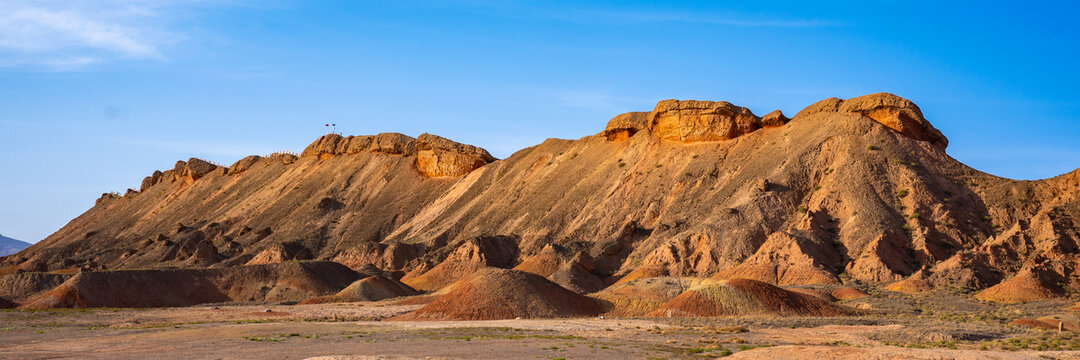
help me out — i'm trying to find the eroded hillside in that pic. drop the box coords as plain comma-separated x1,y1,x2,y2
4,93,1079,304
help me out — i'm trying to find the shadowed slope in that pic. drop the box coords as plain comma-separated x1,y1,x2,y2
0,272,70,306
19,261,358,309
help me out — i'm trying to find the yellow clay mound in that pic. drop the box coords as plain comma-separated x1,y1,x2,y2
974,271,1061,303
591,277,706,317
299,275,418,304
648,278,855,317
614,265,669,285
391,268,602,321
885,277,934,295
512,246,563,278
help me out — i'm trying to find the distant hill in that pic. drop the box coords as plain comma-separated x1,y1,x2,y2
0,234,31,256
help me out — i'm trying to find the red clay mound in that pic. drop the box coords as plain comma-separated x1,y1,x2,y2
299,275,419,304
592,277,706,317
1009,315,1080,332
648,278,855,317
19,261,358,309
831,287,870,300
391,267,602,320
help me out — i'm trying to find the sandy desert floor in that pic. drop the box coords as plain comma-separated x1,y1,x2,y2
2,301,1080,359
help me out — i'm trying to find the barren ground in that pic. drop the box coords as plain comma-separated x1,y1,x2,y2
3,299,1080,360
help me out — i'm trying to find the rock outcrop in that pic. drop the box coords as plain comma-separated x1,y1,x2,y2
603,112,649,141
176,158,221,181
300,133,418,158
795,93,948,150
139,171,163,192
300,132,491,177
648,100,761,142
228,155,263,174
415,133,495,177
761,110,790,128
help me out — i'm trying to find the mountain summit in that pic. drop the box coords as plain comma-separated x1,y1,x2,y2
3,93,1078,306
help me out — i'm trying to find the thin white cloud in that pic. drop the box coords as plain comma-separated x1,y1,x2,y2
553,89,654,113
450,2,842,28
0,0,213,69
584,10,841,27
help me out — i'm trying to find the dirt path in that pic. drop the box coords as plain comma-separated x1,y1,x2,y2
2,304,1078,359
730,345,1080,359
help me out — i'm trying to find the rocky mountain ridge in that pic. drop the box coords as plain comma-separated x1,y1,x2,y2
3,92,1079,305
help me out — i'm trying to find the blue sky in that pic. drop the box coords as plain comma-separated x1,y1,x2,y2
1,1,1078,243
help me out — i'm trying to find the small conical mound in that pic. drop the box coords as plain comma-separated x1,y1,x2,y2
592,277,705,317
647,278,855,317
513,245,604,294
831,287,869,300
299,275,419,304
401,236,519,292
974,267,1062,303
548,258,605,294
512,244,563,277
885,268,936,295
391,268,602,320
